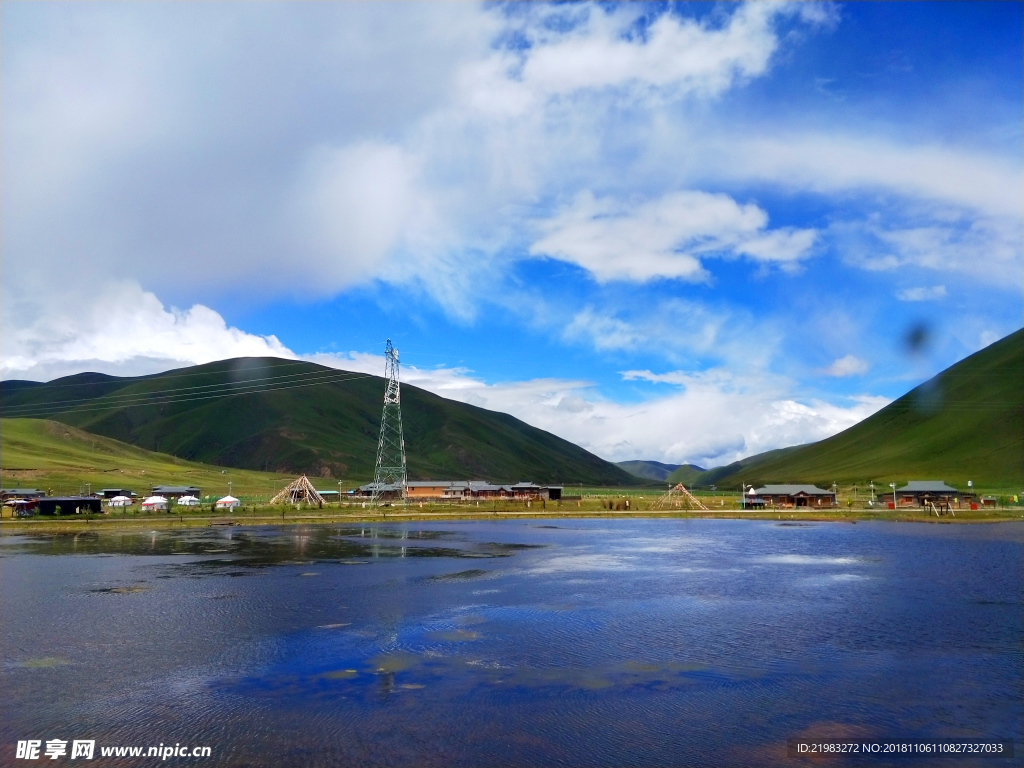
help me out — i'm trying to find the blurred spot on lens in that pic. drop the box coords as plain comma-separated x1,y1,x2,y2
904,322,930,355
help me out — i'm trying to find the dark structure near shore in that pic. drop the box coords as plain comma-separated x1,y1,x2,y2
37,496,103,515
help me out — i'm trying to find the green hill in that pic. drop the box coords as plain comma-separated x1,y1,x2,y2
684,329,1023,490
668,447,803,487
0,418,294,498
615,460,703,482
0,358,639,486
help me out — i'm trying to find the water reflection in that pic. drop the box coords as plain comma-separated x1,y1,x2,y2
0,525,544,573
1,520,1021,768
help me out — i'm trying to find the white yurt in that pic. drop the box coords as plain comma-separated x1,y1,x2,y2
108,495,133,508
141,495,169,511
176,495,200,507
214,495,240,510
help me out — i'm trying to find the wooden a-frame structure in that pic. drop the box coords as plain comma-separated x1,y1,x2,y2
652,483,708,511
269,475,326,506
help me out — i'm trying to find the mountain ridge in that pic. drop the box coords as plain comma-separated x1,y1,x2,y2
0,358,640,486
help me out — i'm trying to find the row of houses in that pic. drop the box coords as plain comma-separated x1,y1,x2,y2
1,480,562,515
741,481,986,509
1,479,990,516
354,480,563,501
0,485,208,517
0,485,203,502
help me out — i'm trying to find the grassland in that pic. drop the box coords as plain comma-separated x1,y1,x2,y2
0,418,302,499
3,496,1020,535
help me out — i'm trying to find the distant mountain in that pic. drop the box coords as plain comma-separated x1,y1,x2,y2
0,358,641,486
663,462,713,486
679,328,1023,489
669,447,803,487
615,460,701,481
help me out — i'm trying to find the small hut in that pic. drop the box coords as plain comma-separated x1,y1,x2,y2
269,476,325,507
141,495,169,511
215,495,240,510
107,495,133,508
177,495,201,507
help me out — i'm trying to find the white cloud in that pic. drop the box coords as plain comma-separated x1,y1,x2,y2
622,370,691,385
0,282,294,381
896,285,947,302
4,0,1017,321
822,355,870,377
563,308,648,351
455,2,827,118
561,301,780,371
530,190,817,282
296,142,426,281
516,3,793,100
718,134,1023,219
833,214,1022,286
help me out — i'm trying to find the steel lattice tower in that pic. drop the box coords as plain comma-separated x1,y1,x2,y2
371,339,407,507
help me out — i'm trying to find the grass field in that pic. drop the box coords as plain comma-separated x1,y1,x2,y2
0,418,308,500
3,499,1021,534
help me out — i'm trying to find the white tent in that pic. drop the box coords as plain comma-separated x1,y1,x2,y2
108,495,133,507
214,495,239,509
141,495,169,511
176,495,200,507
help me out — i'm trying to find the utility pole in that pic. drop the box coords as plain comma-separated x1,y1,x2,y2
372,339,407,508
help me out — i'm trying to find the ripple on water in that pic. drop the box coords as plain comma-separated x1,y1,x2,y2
2,519,1020,767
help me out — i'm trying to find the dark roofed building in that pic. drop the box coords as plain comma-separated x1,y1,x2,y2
98,488,136,499
894,481,959,506
752,484,836,508
151,485,201,500
0,488,44,501
354,482,404,500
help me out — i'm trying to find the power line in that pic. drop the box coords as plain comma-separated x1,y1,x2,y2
2,370,377,419
1,356,317,390
2,364,377,414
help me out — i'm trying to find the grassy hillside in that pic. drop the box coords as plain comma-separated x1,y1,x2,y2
0,418,295,498
0,358,639,486
688,329,1023,490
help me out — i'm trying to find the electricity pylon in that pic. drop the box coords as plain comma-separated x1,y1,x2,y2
371,339,407,507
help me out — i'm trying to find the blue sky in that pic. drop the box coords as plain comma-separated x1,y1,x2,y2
2,1,1021,467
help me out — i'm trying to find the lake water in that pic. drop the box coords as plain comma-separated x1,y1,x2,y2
1,519,1021,767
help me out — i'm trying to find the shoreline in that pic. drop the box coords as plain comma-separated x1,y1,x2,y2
3,507,1022,534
